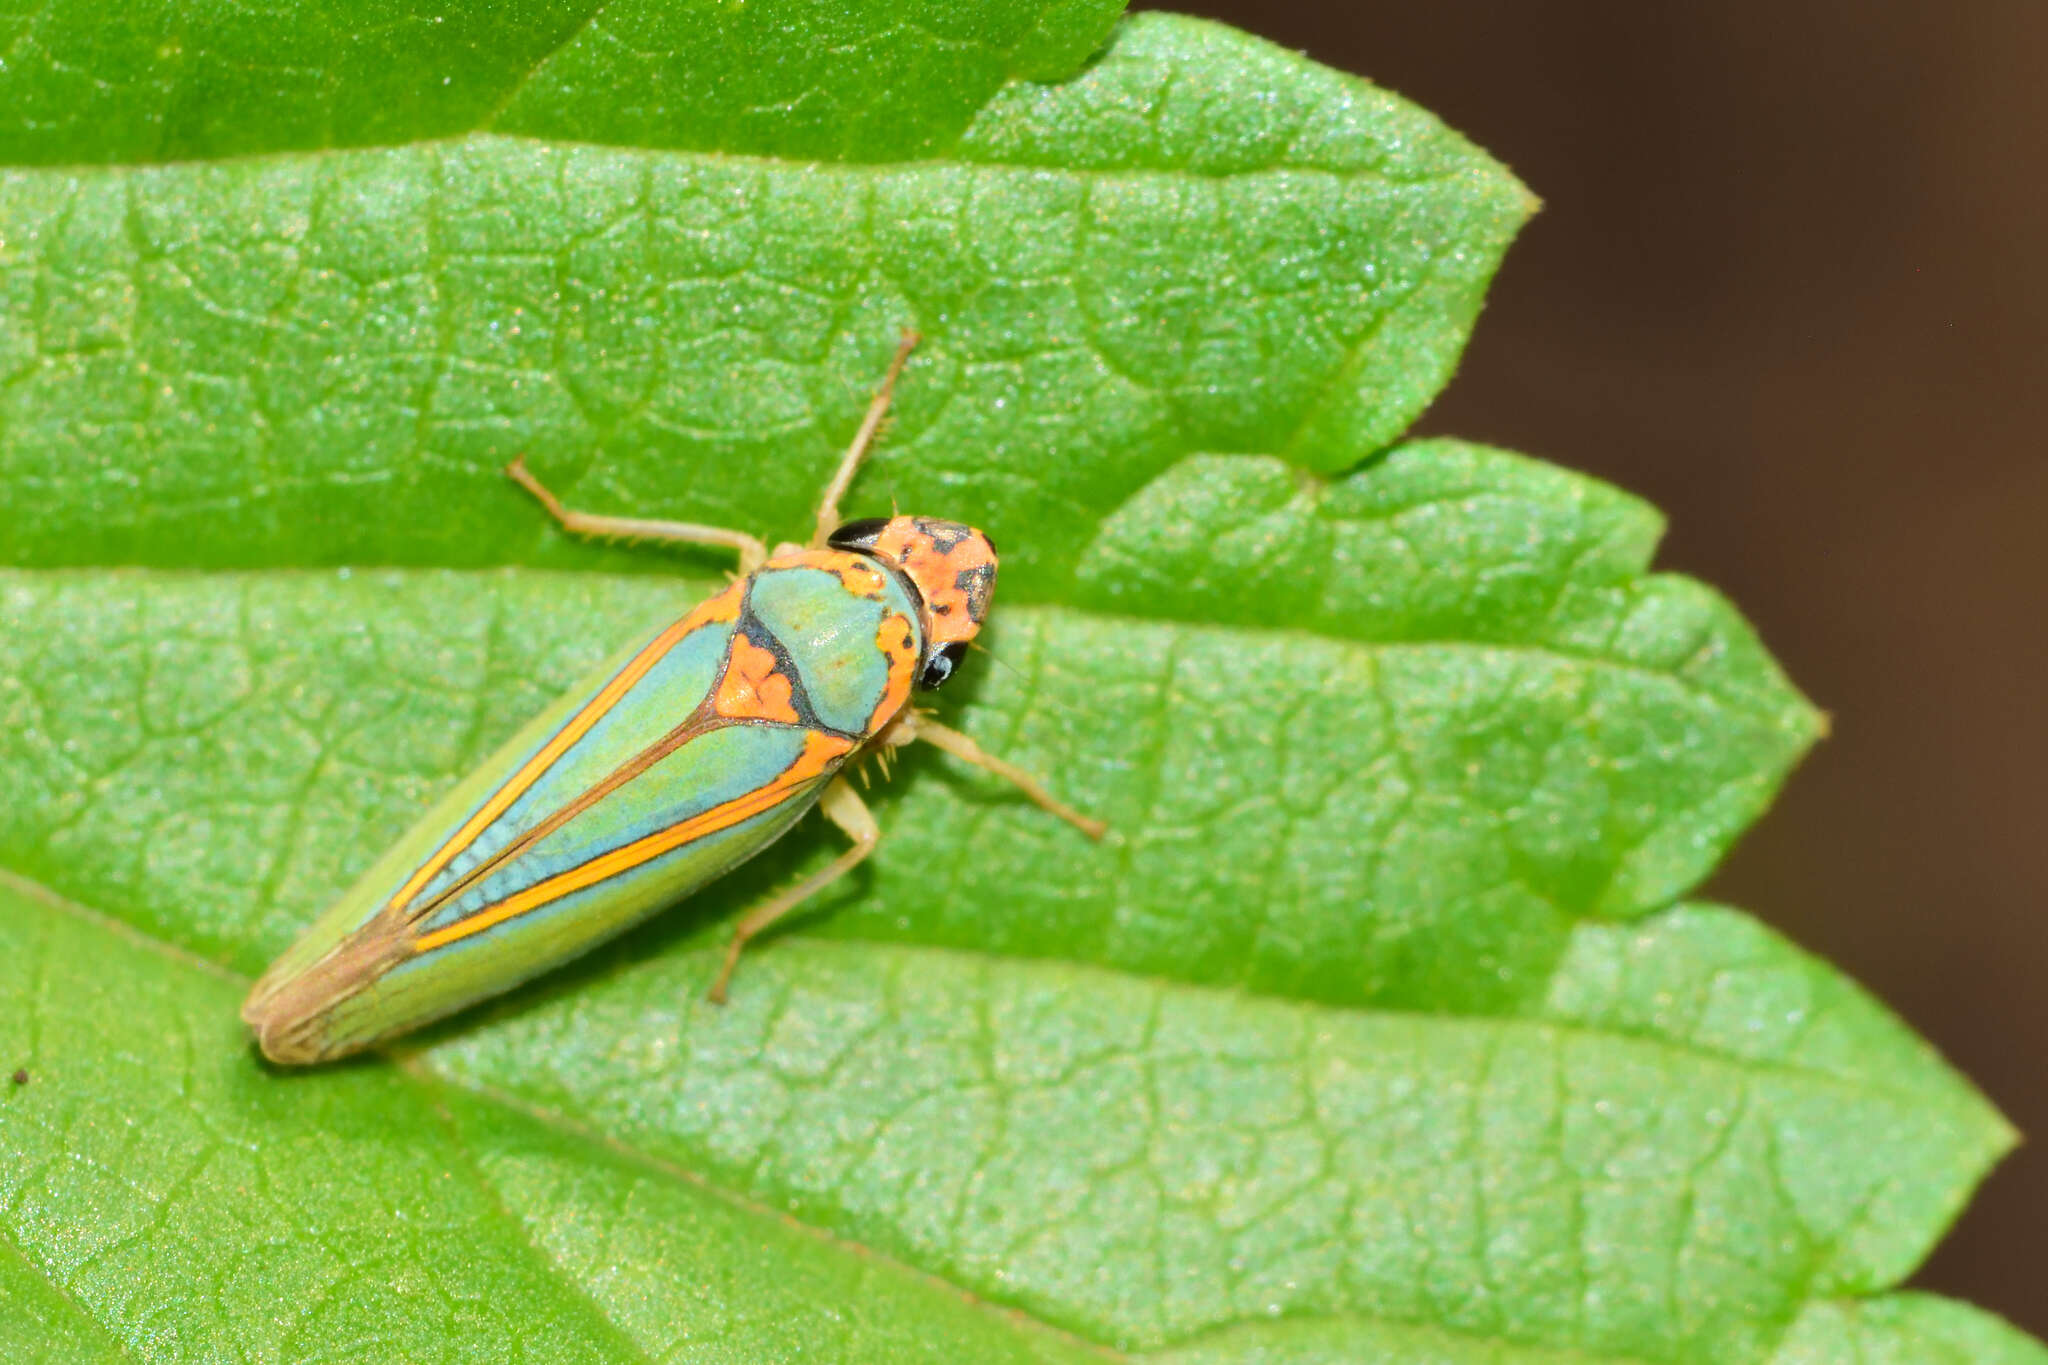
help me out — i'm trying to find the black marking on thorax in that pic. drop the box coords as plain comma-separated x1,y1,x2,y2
953,562,995,622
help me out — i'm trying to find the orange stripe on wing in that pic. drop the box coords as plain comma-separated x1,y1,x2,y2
410,728,855,953
385,579,747,919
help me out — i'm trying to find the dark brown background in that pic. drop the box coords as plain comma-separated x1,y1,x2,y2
1134,0,2047,1334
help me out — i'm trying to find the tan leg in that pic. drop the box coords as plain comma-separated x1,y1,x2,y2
899,713,1107,840
810,328,920,548
706,777,879,1004
508,457,768,574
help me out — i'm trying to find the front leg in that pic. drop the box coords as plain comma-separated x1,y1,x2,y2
891,711,1106,840
809,329,919,548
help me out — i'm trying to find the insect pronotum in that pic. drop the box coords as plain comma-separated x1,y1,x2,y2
242,331,1103,1065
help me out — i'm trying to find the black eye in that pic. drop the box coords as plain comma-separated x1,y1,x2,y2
827,518,891,553
917,641,969,690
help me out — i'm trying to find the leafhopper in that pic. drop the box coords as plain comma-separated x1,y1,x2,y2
243,333,1101,1064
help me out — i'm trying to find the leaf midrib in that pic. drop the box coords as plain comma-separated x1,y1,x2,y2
0,126,1465,183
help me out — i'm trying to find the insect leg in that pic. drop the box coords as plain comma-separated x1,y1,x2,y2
507,457,769,573
902,715,1107,840
810,328,920,548
706,777,880,1004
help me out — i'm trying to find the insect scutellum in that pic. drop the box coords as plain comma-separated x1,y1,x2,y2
241,329,1103,1066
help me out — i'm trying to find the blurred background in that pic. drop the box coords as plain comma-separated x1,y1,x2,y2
1136,0,2046,1334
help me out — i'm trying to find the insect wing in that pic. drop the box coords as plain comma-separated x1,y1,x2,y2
244,558,924,1062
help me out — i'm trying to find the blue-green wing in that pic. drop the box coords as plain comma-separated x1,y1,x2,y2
244,559,922,1062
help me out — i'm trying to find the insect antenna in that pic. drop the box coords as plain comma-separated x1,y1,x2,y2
968,638,1028,682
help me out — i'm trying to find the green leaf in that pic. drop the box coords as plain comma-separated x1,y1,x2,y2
0,441,1824,1017
0,12,1531,576
0,0,1127,165
0,2,2032,1362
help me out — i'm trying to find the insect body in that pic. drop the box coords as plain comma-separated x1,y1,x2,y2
242,333,1100,1065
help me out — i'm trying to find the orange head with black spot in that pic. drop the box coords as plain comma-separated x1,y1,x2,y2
827,516,997,690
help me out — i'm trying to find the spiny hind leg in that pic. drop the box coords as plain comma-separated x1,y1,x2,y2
810,328,919,549
706,777,879,1004
507,457,768,574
